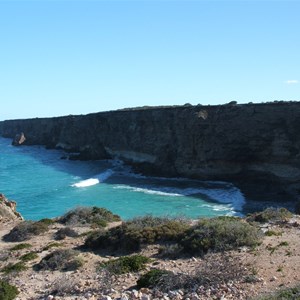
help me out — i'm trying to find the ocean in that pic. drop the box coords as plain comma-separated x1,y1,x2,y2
0,137,245,220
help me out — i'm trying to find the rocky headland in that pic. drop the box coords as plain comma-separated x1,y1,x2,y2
1,102,300,209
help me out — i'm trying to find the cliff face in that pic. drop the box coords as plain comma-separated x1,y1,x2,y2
1,102,300,201
0,194,23,221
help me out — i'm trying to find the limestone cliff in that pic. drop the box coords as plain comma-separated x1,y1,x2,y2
0,194,23,221
1,102,300,202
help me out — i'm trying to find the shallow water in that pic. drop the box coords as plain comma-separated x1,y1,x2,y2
0,137,245,220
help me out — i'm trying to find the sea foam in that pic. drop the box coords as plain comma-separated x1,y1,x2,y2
72,169,114,188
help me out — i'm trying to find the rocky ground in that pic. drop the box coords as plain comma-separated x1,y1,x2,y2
0,213,300,300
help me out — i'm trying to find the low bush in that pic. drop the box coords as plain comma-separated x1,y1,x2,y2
34,249,83,271
85,216,189,253
3,221,50,242
180,216,261,256
100,255,151,274
137,254,248,292
265,230,282,236
257,285,300,299
50,275,78,296
59,206,121,227
43,242,64,251
246,208,293,224
9,243,32,251
137,269,172,289
54,227,79,240
19,252,39,262
0,280,19,300
1,262,28,274
38,218,55,225
158,244,184,259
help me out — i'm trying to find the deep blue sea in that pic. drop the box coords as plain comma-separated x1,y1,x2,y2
0,137,245,220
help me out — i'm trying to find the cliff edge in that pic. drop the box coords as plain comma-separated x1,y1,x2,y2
1,102,300,203
0,193,23,222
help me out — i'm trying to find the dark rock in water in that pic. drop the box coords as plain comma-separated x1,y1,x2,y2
1,102,300,204
0,193,23,221
12,132,26,146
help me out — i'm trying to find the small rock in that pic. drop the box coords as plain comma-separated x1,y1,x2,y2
132,290,140,298
101,296,112,300
121,294,129,300
46,296,54,300
141,294,151,300
270,276,277,281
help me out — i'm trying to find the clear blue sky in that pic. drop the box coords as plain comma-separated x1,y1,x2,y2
0,0,299,120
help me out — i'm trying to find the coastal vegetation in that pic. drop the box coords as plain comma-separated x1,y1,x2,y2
85,215,261,256
256,285,300,300
99,255,151,274
0,280,19,300
34,249,83,271
3,220,51,242
246,207,293,224
59,206,121,227
1,262,28,274
85,216,190,253
1,201,299,299
9,243,32,251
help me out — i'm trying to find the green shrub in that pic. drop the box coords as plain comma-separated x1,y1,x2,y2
59,206,121,227
100,255,151,274
247,208,293,224
137,269,172,289
138,254,248,292
0,280,19,300
265,230,282,236
42,242,64,251
158,244,184,259
3,221,50,242
19,252,39,262
257,285,300,299
9,243,32,251
180,217,261,256
85,216,189,253
34,249,83,271
54,227,79,240
38,218,55,225
1,262,28,274
278,241,289,247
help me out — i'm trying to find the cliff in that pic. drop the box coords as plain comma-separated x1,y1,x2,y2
0,193,23,221
1,102,300,202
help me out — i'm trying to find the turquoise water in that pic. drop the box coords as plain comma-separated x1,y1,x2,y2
0,137,245,220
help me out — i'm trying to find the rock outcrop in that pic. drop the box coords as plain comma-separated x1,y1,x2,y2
12,132,26,146
1,102,300,203
0,193,23,221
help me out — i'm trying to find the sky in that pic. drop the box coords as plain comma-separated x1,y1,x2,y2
0,0,299,120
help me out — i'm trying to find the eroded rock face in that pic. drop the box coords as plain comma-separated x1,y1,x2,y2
12,132,26,146
0,193,23,221
1,102,300,201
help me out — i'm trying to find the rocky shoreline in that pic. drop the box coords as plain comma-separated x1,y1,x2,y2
1,194,300,300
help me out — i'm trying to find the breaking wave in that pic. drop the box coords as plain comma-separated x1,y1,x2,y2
113,183,245,212
72,169,114,188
